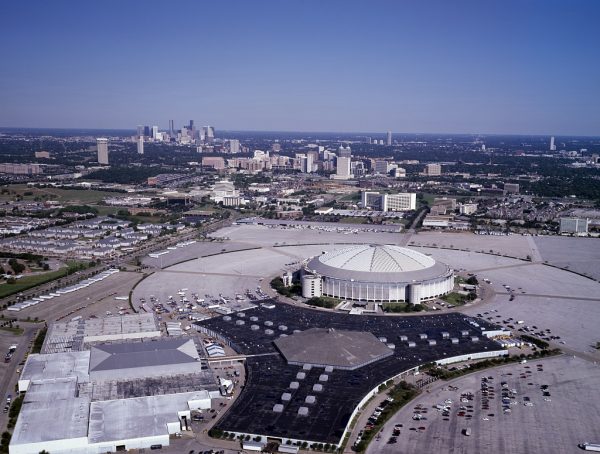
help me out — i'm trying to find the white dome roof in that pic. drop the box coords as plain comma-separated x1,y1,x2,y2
318,244,435,273
306,244,450,283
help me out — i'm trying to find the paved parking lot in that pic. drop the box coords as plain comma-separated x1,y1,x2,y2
134,224,600,361
13,271,143,322
368,355,600,454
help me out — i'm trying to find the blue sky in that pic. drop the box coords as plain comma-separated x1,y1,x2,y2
1,0,599,135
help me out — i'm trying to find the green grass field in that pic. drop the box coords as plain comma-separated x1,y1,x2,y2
0,185,123,204
0,327,24,336
339,192,361,202
440,291,470,306
0,262,86,298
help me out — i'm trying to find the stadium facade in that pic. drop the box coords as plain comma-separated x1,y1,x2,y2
302,244,453,303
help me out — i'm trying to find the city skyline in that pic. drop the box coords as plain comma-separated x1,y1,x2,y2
1,0,600,135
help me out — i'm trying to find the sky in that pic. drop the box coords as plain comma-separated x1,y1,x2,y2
1,0,599,135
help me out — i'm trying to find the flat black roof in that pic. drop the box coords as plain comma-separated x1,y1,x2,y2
197,301,502,444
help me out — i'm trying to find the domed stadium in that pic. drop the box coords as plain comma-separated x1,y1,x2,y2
302,244,453,303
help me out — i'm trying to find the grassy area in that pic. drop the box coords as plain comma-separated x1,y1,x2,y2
305,296,340,309
31,327,47,354
440,291,475,306
6,394,24,430
0,185,121,204
422,348,560,381
381,303,425,313
339,192,361,202
418,192,437,206
0,327,23,336
270,277,302,298
521,334,549,349
0,261,89,299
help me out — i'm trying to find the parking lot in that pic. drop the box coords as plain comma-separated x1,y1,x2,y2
368,355,600,454
197,300,503,445
135,224,600,361
10,271,144,322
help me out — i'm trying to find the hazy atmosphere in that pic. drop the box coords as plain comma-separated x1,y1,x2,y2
1,0,599,134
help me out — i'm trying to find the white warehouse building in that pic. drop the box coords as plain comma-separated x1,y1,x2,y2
302,244,453,304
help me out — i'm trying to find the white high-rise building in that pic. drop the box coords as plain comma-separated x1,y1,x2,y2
559,218,589,235
424,163,442,176
301,154,314,173
202,126,215,143
382,193,416,211
374,160,390,174
550,136,556,151
136,136,144,155
386,131,392,146
151,126,159,140
335,156,351,178
96,138,109,165
229,139,240,154
362,191,416,211
338,145,352,158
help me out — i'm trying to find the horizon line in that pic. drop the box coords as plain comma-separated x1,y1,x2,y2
1,126,598,138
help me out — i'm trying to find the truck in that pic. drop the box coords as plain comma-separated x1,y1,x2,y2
8,345,17,354
580,443,600,452
463,428,472,436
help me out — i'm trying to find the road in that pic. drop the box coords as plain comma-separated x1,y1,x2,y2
0,324,39,428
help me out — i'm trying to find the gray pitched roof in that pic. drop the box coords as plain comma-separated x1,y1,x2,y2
90,338,199,372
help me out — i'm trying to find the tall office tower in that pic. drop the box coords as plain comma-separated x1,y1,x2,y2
550,136,556,151
169,120,174,137
229,139,240,154
96,138,109,165
136,125,144,137
137,136,144,155
338,145,352,158
424,163,442,176
302,154,314,173
336,156,351,178
189,120,194,129
365,137,372,144
151,126,159,139
206,126,215,143
143,126,150,137
386,131,392,146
